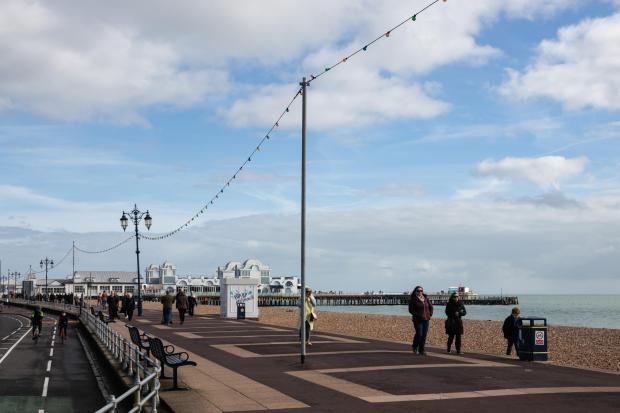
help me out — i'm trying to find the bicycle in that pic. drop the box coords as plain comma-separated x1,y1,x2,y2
32,322,42,343
59,325,67,343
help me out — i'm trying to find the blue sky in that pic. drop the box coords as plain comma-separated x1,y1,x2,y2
1,0,619,293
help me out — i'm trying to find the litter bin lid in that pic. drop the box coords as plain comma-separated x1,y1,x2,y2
520,316,547,326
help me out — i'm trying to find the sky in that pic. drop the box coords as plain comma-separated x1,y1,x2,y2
1,0,619,294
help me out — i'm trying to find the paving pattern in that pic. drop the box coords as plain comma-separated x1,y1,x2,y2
118,309,620,412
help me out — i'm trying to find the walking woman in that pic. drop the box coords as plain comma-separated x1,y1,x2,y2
445,292,467,354
408,286,433,355
298,287,317,345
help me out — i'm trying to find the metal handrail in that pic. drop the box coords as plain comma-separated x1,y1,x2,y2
7,298,161,412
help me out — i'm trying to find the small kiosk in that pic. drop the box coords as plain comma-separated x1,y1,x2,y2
220,277,259,319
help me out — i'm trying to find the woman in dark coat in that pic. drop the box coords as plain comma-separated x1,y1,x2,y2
445,292,467,354
408,286,433,355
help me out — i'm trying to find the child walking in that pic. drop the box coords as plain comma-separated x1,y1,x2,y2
502,307,522,356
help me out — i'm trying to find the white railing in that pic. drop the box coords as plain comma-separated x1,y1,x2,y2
8,298,161,413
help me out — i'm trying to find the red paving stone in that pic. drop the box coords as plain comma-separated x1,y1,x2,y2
118,309,620,412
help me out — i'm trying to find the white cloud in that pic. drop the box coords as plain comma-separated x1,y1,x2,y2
475,156,588,190
500,12,620,110
0,0,228,123
3,193,620,293
0,0,576,125
222,68,451,130
221,0,579,129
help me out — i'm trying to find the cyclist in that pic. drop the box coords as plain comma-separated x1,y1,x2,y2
58,312,69,342
32,306,44,339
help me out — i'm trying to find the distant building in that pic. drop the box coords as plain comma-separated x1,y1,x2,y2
21,259,300,298
146,261,176,285
217,259,271,285
265,275,300,295
72,271,139,296
175,276,220,295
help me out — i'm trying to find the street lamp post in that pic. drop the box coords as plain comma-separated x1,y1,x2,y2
121,204,152,317
9,270,20,297
40,258,54,301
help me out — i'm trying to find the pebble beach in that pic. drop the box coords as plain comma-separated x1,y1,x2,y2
141,302,620,373
256,307,620,373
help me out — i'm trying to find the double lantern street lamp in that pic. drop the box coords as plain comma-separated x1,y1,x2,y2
8,270,20,297
120,204,152,317
40,258,54,300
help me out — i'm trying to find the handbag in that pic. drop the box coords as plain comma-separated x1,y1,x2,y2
310,311,318,321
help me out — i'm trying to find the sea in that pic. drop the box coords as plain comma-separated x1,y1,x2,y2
317,295,620,329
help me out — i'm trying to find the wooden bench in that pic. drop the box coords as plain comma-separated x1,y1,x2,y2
126,324,174,358
148,337,197,390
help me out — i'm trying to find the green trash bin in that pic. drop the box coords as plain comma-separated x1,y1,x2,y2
518,317,548,361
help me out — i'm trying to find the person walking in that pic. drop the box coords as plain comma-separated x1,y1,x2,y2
408,285,433,355
445,292,467,354
125,293,135,321
503,307,522,356
176,291,189,325
160,291,175,325
188,293,197,316
120,293,128,318
298,287,317,345
108,292,119,321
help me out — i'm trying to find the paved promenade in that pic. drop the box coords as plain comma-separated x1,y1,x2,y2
113,309,620,412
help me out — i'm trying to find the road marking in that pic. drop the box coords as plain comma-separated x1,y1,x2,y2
0,327,32,366
47,360,52,372
42,376,49,397
39,410,44,413
50,348,54,357
51,340,54,347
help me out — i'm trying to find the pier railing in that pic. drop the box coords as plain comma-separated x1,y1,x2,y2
192,293,518,306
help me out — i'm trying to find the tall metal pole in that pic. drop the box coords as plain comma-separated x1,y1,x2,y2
300,77,307,364
134,205,143,316
72,240,75,285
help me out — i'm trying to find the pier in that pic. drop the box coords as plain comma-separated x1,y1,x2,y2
196,293,518,307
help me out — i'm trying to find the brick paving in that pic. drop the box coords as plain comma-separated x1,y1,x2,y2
112,309,620,412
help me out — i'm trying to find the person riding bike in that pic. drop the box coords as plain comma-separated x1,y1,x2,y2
32,307,44,339
58,312,69,341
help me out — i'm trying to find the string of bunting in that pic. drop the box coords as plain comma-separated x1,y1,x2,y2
142,0,445,241
307,0,443,85
42,0,445,253
74,235,135,254
142,88,303,241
